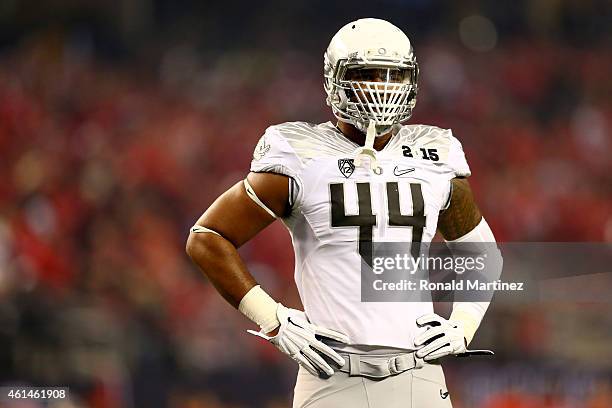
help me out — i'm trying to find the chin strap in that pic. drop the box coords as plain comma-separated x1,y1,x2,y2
354,121,382,175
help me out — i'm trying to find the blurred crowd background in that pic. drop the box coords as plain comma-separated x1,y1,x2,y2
0,0,611,407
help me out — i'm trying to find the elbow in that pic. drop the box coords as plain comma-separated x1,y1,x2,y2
185,231,210,261
185,229,225,262
185,232,197,259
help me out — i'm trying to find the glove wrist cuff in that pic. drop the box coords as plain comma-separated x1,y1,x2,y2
450,309,480,346
239,285,280,334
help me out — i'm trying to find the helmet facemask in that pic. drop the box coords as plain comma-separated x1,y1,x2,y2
325,56,419,137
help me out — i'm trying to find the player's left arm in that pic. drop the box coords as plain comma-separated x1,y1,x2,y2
437,178,481,241
415,177,502,360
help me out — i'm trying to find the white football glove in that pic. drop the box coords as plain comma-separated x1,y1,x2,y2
248,304,349,376
414,313,494,361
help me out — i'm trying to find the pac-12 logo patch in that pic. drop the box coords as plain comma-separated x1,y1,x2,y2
338,158,355,178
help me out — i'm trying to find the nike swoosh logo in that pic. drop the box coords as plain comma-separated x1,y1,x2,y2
440,390,449,399
393,166,415,176
287,317,304,330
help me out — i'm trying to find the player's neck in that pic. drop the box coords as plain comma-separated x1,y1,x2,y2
336,121,393,151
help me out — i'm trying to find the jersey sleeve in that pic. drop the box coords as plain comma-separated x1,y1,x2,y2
250,125,303,178
250,125,304,211
446,131,471,178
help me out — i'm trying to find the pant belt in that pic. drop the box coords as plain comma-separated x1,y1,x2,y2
337,352,423,379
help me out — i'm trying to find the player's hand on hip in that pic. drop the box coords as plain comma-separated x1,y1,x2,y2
248,304,349,377
414,313,467,361
414,313,494,361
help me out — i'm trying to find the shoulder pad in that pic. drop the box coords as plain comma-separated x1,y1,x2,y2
263,121,357,161
250,124,304,178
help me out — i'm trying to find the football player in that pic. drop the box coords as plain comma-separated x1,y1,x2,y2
186,18,502,408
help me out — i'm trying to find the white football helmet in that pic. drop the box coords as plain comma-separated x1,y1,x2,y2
324,18,419,136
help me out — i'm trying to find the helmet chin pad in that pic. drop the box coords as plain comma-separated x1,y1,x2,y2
354,121,395,137
336,116,398,138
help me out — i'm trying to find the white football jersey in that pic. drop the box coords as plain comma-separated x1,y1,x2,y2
250,121,471,350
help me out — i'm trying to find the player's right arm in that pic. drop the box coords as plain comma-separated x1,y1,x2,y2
185,171,288,310
186,171,348,376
